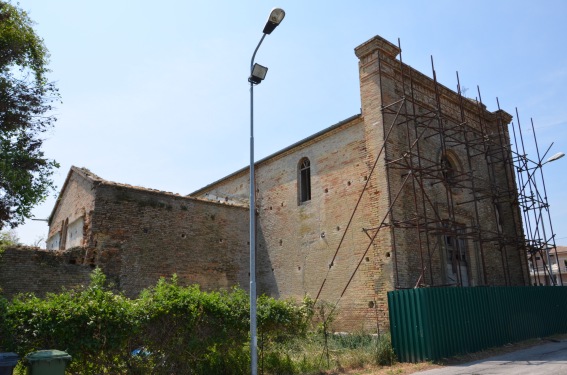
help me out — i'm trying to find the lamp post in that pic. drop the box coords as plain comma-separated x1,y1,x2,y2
248,8,285,375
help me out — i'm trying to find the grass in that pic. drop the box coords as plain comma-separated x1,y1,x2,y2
257,332,396,374
8,332,566,374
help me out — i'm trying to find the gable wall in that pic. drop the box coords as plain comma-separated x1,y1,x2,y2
47,171,96,250
357,36,528,290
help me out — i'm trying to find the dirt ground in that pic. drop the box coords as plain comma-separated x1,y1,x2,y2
324,334,567,375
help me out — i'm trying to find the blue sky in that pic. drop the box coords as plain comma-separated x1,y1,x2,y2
13,0,567,247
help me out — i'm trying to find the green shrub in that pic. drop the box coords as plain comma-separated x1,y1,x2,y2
375,333,396,366
263,351,296,374
136,276,250,374
3,269,142,374
258,295,309,340
0,295,13,350
0,270,396,374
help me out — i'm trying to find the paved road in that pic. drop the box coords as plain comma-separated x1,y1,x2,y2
413,340,567,375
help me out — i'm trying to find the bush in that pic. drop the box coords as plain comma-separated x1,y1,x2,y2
2,269,142,374
0,270,314,374
0,270,396,374
136,276,250,374
0,295,13,350
375,333,396,366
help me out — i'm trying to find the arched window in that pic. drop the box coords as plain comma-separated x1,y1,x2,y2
441,156,456,185
440,152,461,187
299,158,311,204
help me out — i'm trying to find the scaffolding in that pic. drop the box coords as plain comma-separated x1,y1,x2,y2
374,41,529,288
512,114,563,286
316,38,562,314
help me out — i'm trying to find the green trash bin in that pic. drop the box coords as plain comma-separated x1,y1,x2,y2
25,350,71,375
0,352,19,375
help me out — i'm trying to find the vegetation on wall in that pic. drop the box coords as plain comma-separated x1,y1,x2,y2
0,229,20,251
0,268,395,374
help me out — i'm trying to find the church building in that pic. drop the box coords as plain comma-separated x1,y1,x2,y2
42,35,529,331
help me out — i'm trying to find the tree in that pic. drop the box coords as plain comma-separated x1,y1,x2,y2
0,229,19,249
0,1,59,230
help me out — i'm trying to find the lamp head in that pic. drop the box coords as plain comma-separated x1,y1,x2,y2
547,152,565,163
249,63,268,84
263,8,285,34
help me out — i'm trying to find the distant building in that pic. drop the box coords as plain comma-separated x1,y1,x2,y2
529,246,567,286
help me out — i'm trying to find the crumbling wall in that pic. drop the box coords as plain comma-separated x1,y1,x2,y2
89,184,249,298
2,183,250,300
47,167,97,250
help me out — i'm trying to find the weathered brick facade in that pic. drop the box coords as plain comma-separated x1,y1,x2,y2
0,247,93,297
194,115,389,330
0,35,529,332
1,167,250,299
192,35,529,330
89,181,249,296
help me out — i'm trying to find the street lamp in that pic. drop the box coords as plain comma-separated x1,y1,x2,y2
544,152,565,165
249,63,268,85
249,8,285,375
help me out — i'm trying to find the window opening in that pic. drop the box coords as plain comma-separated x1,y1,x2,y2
442,221,469,286
299,158,311,203
441,156,456,186
59,218,68,250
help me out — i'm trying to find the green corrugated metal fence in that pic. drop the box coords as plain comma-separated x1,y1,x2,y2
388,286,567,362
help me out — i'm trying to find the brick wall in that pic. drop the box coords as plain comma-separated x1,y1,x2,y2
358,36,528,289
193,35,529,331
193,116,393,331
2,180,250,300
48,167,97,250
0,35,529,333
87,184,249,298
0,247,93,297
